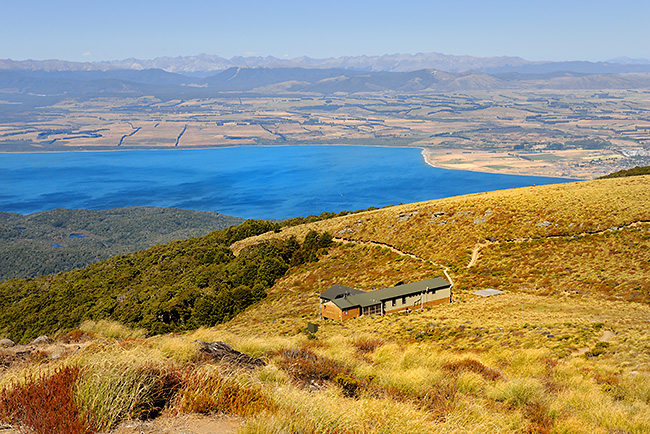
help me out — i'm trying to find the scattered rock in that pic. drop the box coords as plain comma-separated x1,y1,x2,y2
537,221,552,227
0,338,15,348
431,212,446,219
473,218,486,225
395,211,419,222
29,336,52,345
484,209,493,216
0,349,33,372
437,220,448,225
195,341,265,369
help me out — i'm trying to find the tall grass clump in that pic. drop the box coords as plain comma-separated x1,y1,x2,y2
75,359,181,431
174,364,274,416
241,387,433,434
79,319,146,340
489,378,544,408
0,365,92,434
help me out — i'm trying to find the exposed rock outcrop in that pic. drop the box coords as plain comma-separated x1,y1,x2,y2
195,341,265,369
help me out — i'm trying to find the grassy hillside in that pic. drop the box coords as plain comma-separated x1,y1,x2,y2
0,207,244,281
234,175,650,302
1,176,650,433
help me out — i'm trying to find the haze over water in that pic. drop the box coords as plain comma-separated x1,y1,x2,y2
0,146,570,219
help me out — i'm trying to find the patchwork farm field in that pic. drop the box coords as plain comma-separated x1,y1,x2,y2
3,89,650,178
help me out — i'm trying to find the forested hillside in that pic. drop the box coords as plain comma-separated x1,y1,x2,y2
0,207,243,281
599,165,650,179
0,219,333,342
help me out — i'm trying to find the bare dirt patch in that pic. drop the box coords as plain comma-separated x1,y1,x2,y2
112,414,241,434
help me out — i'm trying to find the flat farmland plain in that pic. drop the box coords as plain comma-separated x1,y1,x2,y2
2,89,650,178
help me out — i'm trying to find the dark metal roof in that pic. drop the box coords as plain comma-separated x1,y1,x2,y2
331,291,383,310
319,284,365,301
373,277,451,301
325,277,451,310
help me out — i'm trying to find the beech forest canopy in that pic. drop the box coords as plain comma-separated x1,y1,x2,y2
0,218,334,342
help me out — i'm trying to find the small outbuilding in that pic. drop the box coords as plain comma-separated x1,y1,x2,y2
474,288,504,297
320,277,452,321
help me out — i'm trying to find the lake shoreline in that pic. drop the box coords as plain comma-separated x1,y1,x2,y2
0,143,585,180
420,147,591,180
0,146,573,219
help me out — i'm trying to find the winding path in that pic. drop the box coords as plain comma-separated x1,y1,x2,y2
467,220,650,268
332,237,454,287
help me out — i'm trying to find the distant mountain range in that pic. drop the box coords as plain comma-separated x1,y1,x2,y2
3,52,650,76
2,65,650,98
3,52,650,97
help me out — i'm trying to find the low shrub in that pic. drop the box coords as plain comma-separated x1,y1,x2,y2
442,358,503,381
0,365,91,434
352,338,384,354
58,329,95,344
523,401,554,434
334,373,361,398
585,342,609,358
275,347,350,387
418,381,458,421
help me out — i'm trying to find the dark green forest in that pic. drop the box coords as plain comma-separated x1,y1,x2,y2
599,165,650,179
0,219,333,343
0,207,244,282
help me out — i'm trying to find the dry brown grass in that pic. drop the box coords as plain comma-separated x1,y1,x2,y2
233,175,650,303
459,223,650,302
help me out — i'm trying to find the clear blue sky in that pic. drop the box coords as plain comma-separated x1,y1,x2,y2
2,0,648,62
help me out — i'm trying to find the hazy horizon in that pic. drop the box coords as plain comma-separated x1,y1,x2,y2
2,0,649,64
5,51,650,66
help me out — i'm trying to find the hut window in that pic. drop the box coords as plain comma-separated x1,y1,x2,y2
364,304,381,316
392,299,396,307
402,296,406,305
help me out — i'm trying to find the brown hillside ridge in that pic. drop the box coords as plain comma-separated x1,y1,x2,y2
232,174,650,303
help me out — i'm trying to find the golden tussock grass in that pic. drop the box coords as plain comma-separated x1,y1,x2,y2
79,319,147,340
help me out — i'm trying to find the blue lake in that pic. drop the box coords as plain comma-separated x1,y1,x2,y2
0,146,572,219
